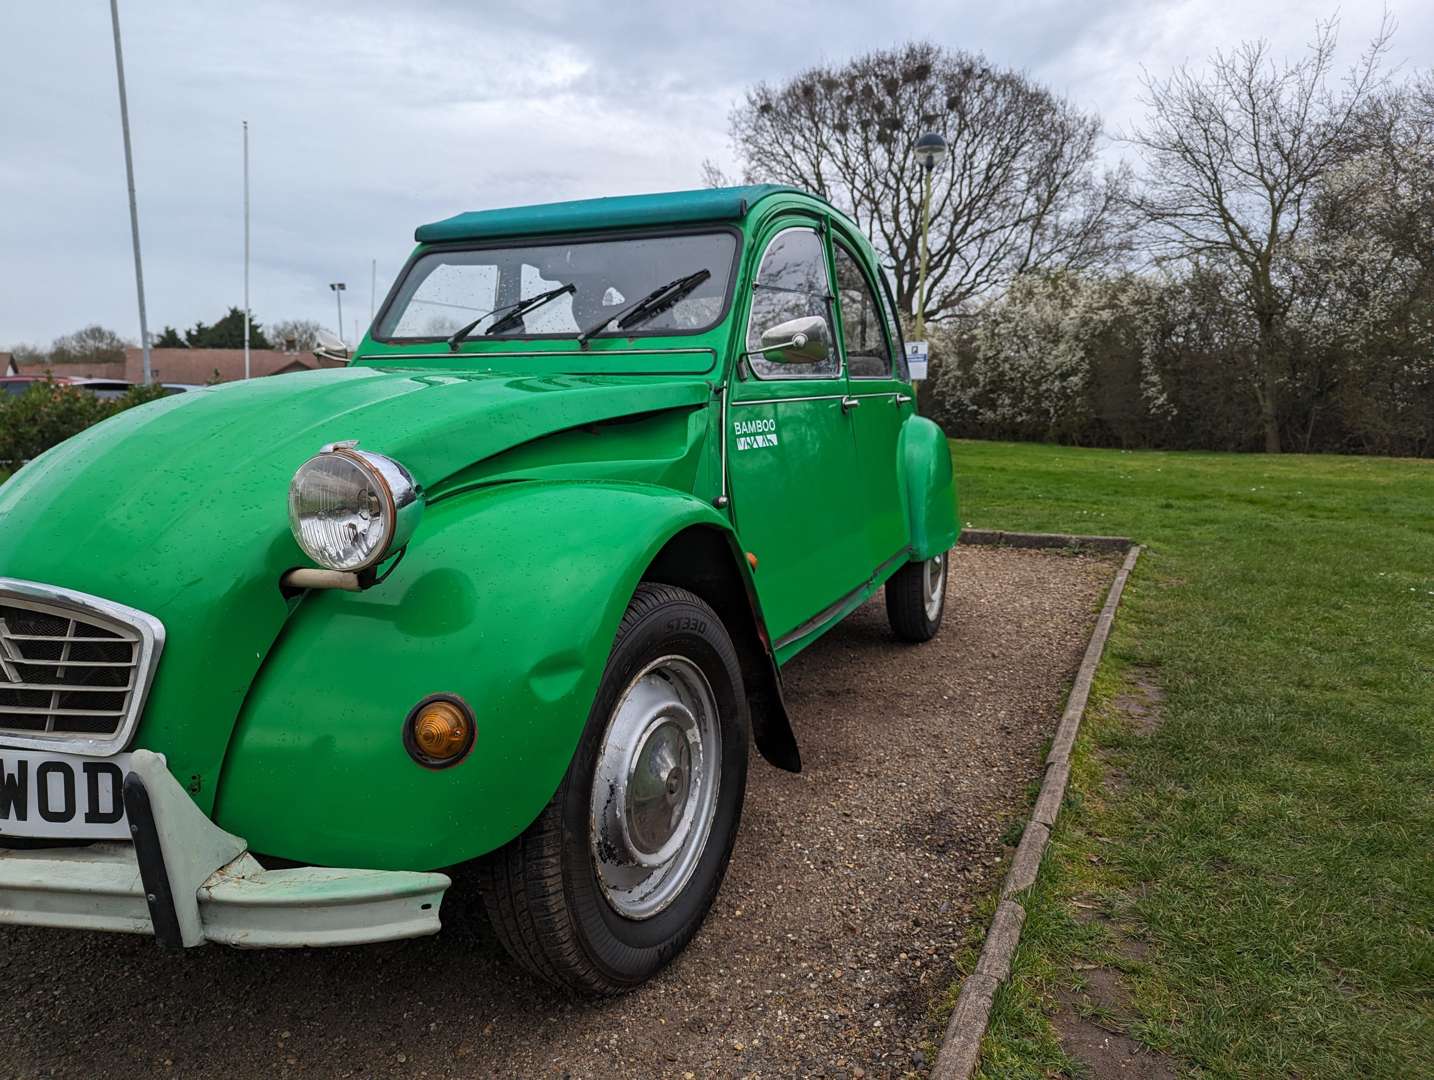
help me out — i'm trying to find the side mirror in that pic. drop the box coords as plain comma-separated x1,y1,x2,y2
312,328,351,365
750,316,830,365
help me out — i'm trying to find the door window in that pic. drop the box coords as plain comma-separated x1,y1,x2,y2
833,242,894,379
746,228,838,379
876,269,910,381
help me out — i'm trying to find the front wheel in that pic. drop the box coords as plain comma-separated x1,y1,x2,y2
885,550,949,642
477,583,749,994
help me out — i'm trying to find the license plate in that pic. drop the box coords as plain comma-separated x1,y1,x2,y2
0,748,132,840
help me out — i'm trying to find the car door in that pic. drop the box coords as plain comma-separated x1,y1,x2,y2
830,236,913,571
726,222,867,644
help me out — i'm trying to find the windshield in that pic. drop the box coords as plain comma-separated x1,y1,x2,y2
376,230,739,342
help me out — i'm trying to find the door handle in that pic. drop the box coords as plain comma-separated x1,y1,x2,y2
840,395,861,413
895,394,913,405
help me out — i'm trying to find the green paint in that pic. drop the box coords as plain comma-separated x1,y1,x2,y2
0,188,956,871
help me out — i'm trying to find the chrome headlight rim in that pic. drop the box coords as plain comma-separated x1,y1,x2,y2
287,445,422,573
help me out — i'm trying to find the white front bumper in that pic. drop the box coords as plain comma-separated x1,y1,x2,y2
0,750,449,948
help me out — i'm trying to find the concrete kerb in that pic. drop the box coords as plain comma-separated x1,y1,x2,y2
973,900,1027,982
930,533,1144,1080
1001,822,1051,898
958,529,1133,555
932,973,1001,1080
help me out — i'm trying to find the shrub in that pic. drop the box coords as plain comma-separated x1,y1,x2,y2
0,381,168,468
925,272,1178,448
923,261,1434,457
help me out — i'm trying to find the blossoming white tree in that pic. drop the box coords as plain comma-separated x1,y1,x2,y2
1125,17,1394,452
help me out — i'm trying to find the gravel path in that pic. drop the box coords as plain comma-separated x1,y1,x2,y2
1,547,1115,1080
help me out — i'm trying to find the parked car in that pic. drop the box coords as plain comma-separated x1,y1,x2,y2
1,375,82,397
71,378,134,401
0,375,133,399
0,185,957,992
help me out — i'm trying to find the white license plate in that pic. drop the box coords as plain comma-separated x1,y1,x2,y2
0,748,133,840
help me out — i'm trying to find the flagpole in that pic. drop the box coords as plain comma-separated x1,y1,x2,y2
243,120,251,379
109,0,151,385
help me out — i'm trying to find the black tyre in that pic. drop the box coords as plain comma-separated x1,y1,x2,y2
885,550,949,642
477,583,749,995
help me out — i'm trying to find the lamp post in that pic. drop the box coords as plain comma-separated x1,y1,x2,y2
913,131,947,343
329,282,346,342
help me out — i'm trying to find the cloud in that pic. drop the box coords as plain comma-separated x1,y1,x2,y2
0,0,1426,346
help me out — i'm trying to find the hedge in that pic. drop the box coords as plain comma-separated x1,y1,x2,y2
0,380,168,469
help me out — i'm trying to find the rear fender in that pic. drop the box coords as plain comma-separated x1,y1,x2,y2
213,481,757,871
899,416,959,559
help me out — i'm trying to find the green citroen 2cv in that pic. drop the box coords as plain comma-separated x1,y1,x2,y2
0,185,956,993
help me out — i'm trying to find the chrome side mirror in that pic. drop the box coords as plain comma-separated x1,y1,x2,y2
313,328,351,364
748,316,830,365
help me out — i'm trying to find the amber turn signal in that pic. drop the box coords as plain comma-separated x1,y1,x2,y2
403,694,475,769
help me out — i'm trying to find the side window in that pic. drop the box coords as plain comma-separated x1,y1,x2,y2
833,243,894,378
746,227,839,380
877,267,909,381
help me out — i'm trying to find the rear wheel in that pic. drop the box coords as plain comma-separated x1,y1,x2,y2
885,550,949,642
477,583,749,994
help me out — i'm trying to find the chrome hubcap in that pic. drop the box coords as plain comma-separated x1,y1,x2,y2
625,721,693,865
922,553,946,623
590,656,721,920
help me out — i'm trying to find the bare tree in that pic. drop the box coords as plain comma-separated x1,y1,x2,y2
47,325,133,365
269,318,326,353
1125,17,1393,452
699,158,733,189
8,343,48,367
726,43,1126,325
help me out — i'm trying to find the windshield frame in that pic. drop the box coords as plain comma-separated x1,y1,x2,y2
371,224,745,347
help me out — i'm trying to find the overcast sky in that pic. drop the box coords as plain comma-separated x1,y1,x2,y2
1,1,1427,350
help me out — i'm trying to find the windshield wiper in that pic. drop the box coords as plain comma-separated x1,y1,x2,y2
446,282,576,351
577,269,711,348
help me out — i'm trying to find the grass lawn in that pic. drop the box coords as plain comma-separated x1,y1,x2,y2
949,440,1433,1078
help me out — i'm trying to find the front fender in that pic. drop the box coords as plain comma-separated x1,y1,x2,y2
899,416,959,558
213,481,739,871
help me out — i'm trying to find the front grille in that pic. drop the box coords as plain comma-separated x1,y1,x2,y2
0,579,165,755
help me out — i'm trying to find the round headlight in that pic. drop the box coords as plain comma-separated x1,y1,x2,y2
287,447,422,572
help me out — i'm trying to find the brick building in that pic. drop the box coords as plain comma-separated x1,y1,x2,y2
10,347,346,385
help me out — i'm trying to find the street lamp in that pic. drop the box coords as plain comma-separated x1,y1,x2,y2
329,282,347,343
913,131,947,344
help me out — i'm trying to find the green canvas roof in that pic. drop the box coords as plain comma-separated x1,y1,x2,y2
414,184,804,244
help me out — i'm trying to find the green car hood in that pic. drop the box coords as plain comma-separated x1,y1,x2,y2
0,366,713,811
